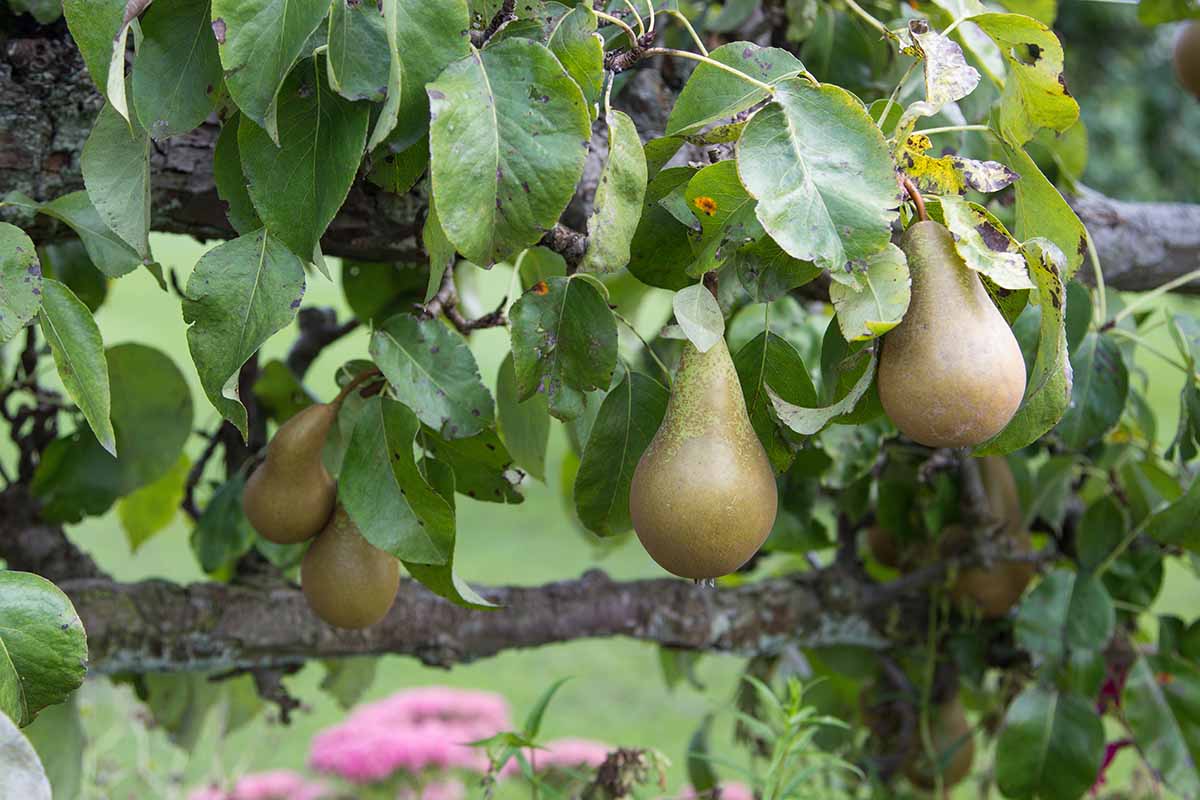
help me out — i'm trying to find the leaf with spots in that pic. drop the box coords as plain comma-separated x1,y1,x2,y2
938,195,1033,290
0,223,43,345
666,42,805,137
829,243,911,342
579,110,647,274
509,275,618,421
684,159,763,277
421,426,524,505
427,38,591,265
999,141,1087,280
238,63,370,261
737,79,900,287
182,230,307,439
974,238,1072,455
370,314,495,439
574,371,668,536
339,396,455,564
898,18,981,126
2,192,142,280
970,12,1080,146
894,133,1019,195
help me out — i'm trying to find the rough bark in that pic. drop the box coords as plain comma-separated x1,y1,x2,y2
1,30,1198,293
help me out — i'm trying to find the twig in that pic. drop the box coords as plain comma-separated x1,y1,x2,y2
539,223,588,272
182,429,223,521
596,8,641,48
418,269,509,334
604,30,658,74
333,367,383,407
284,308,360,379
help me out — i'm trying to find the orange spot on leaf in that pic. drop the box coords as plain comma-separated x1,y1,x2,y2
532,280,549,295
694,195,718,216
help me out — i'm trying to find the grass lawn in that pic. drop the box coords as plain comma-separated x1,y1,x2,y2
18,233,1200,798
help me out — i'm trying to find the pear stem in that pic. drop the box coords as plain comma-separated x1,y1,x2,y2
333,367,383,408
901,177,929,222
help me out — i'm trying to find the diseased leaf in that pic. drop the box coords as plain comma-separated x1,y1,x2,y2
210,0,330,142
733,332,817,472
496,353,549,482
667,42,805,136
939,195,1032,290
370,314,494,439
421,427,523,504
829,243,911,342
38,279,113,455
737,79,899,285
239,65,370,261
0,223,43,344
574,372,668,536
1000,142,1087,280
684,159,763,277
427,38,591,264
895,133,1018,195
132,0,223,139
898,18,980,125
579,110,647,274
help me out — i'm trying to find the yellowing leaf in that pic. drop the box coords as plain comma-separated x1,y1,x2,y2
899,19,980,126
938,195,1033,290
895,133,1018,195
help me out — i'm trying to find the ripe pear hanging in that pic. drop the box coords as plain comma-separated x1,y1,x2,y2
1176,21,1200,98
243,402,339,544
302,506,400,629
904,696,974,790
629,336,777,579
878,221,1026,448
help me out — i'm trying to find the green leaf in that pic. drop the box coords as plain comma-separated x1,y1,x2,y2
579,110,647,274
8,0,63,23
190,474,257,573
0,641,20,726
547,1,603,114
366,0,404,151
212,116,262,235
686,714,719,793
1075,495,1128,572
673,283,726,354
1122,656,1200,797
828,243,910,342
210,0,329,143
627,167,697,291
422,199,456,304
421,427,524,504
132,0,223,139
971,13,1080,147
574,371,668,536
666,42,804,137
370,314,495,439
496,353,550,482
938,195,1033,291
737,79,899,285
387,0,472,151
770,346,877,436
326,0,390,103
81,101,152,259
4,191,142,279
998,142,1086,280
38,278,114,455
1138,0,1200,23
1146,476,1200,552
24,694,83,800
183,230,306,438
732,236,821,303
1015,569,1114,665
37,240,107,313
367,135,430,195
427,38,591,264
522,677,570,739
342,260,428,326
0,571,87,727
994,686,1104,800
0,712,51,798
319,658,378,710
974,239,1071,455
1055,332,1128,449
733,331,817,473
238,64,370,261
0,223,43,345
340,396,455,564
63,0,125,98
683,159,763,277
509,275,618,420
117,454,189,553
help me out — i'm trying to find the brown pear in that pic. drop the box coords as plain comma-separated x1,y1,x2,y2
302,506,400,629
1176,21,1200,99
904,697,975,791
879,221,1026,448
629,337,778,579
243,403,338,544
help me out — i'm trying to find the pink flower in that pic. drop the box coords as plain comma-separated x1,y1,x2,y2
351,687,511,731
310,720,490,782
500,738,612,778
232,770,328,800
677,782,755,800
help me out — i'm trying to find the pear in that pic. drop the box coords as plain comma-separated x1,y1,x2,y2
878,221,1026,448
302,506,400,629
629,337,778,579
904,696,974,790
1176,21,1200,98
243,403,338,544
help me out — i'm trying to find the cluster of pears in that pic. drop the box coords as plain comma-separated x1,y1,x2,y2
242,400,400,629
1177,21,1200,99
867,456,1034,618
629,335,778,579
878,220,1026,448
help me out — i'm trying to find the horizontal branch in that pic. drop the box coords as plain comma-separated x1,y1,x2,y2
0,30,1197,295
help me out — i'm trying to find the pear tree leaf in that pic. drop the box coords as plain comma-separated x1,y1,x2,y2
319,658,378,710
733,331,817,472
210,0,329,143
38,278,114,455
340,396,455,564
1138,0,1200,23
732,236,822,303
547,1,604,116
574,371,668,536
182,230,306,438
3,192,142,279
938,195,1033,290
1122,656,1200,798
212,117,262,235
326,0,390,103
0,571,87,727
509,275,618,421
627,167,698,291
0,713,51,799
999,142,1086,281
117,454,189,552
666,42,805,137
421,426,524,505
496,353,550,482
673,283,725,354
367,135,430,195
74,95,155,257
829,243,911,342
895,133,1019,195
132,0,224,139
1014,569,1114,665
579,110,647,274
238,65,370,261
994,686,1105,800
970,12,1080,147
974,238,1071,455
770,346,877,435
0,223,43,344
898,18,981,125
427,38,591,265
63,0,125,96
366,0,404,151
737,79,900,286
387,0,472,151
422,199,456,304
1055,332,1128,449
684,159,764,277
1145,476,1200,552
